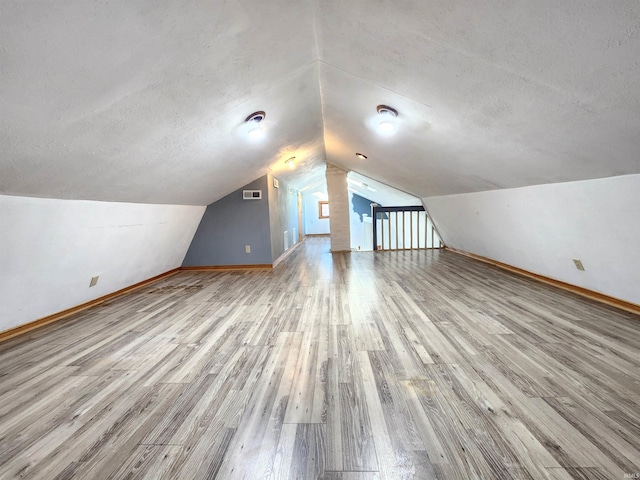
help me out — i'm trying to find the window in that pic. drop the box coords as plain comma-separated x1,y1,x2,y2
318,201,329,219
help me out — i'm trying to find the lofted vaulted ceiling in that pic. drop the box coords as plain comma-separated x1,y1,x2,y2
2,0,640,205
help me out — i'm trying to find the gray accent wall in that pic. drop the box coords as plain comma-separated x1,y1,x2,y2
268,174,300,262
183,176,272,266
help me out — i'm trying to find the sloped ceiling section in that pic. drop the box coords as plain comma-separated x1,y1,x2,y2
0,0,325,205
317,0,640,197
2,1,640,205
347,172,422,207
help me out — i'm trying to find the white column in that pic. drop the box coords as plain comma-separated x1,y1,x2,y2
325,164,351,252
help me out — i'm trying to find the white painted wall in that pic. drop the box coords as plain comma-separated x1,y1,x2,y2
349,209,368,251
0,194,205,332
424,174,640,306
302,192,330,235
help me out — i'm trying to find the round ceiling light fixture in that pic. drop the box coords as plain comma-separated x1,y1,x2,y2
376,104,398,134
355,152,368,160
245,111,265,123
245,110,266,140
285,157,296,169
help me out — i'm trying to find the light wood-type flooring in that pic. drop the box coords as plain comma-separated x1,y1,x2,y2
1,237,639,479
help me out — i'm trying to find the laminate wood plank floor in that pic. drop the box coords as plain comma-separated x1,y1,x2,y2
1,237,639,479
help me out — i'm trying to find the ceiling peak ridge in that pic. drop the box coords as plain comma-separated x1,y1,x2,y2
316,61,433,111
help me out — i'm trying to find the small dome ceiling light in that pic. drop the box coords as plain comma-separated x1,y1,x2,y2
355,152,368,160
285,157,296,169
245,111,266,140
376,104,398,135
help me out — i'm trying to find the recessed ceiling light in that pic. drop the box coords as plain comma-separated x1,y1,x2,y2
379,121,395,133
248,128,265,140
245,111,266,140
376,105,398,135
355,153,367,159
285,157,296,169
245,111,265,123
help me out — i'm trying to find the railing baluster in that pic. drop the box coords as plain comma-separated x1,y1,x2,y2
424,214,428,249
402,211,405,250
371,206,440,252
410,211,414,249
394,212,398,250
431,225,435,250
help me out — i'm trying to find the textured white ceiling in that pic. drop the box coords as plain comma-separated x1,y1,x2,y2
2,0,640,204
318,0,640,197
0,0,324,205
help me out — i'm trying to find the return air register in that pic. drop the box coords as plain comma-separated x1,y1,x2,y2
242,190,262,200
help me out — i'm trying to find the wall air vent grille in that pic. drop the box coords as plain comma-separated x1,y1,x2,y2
243,190,262,200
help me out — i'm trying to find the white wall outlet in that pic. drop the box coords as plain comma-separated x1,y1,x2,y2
573,259,585,271
89,275,99,287
245,245,251,254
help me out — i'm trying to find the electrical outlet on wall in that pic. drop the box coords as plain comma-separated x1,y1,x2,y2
89,275,99,287
245,245,251,254
573,259,585,271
